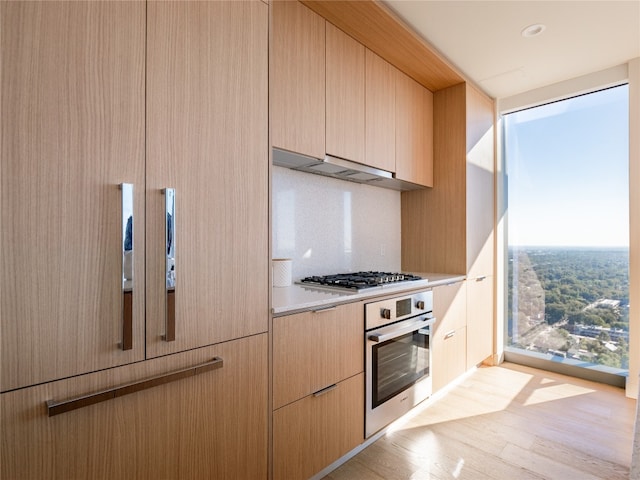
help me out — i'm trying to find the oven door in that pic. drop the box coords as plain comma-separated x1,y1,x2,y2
366,315,434,437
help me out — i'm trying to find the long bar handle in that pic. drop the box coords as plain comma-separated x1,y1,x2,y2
120,183,134,351
368,316,435,343
312,306,337,314
444,330,456,339
312,383,338,397
46,357,223,417
163,188,176,342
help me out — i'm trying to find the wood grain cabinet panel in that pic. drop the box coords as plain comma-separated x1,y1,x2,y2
466,84,495,279
432,282,467,393
467,275,494,368
403,82,494,275
273,302,364,409
0,0,146,392
365,49,396,173
402,83,495,379
395,70,434,187
0,334,268,480
271,0,325,159
326,22,365,164
273,373,364,480
146,0,269,357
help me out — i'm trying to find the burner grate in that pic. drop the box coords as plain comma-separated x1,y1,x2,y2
300,271,422,290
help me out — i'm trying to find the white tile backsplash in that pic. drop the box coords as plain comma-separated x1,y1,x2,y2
272,165,401,280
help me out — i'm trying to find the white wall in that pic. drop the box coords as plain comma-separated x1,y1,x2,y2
272,166,401,280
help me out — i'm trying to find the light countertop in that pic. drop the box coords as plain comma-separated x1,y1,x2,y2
272,272,465,316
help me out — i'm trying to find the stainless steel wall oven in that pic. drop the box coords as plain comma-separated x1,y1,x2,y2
365,290,435,437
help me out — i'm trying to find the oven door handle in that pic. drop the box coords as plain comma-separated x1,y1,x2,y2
368,316,435,343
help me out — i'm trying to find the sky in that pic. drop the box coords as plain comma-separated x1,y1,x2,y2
505,84,629,248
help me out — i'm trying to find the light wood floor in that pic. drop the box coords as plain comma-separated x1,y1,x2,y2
324,362,637,480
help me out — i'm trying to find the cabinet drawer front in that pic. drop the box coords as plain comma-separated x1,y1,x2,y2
273,302,364,409
273,373,364,480
433,281,467,335
1,335,268,480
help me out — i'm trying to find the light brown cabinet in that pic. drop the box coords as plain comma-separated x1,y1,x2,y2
146,0,268,357
326,22,365,164
466,275,494,368
402,82,494,370
1,334,268,480
1,0,146,392
271,0,325,159
402,82,493,274
272,302,364,480
2,2,269,478
272,1,434,186
396,70,434,187
465,84,495,366
466,84,495,279
432,281,467,393
365,49,397,173
273,373,364,480
1,0,269,392
273,302,364,409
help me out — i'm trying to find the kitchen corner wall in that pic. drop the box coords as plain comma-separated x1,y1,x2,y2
272,165,401,280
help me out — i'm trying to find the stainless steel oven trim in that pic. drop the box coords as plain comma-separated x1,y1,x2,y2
367,315,435,343
365,290,432,331
364,308,436,438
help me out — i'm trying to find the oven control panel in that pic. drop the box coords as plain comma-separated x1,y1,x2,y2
365,290,433,330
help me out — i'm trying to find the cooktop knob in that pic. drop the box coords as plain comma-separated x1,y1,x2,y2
381,308,391,320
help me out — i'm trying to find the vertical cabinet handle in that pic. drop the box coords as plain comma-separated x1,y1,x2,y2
120,183,134,351
164,188,176,342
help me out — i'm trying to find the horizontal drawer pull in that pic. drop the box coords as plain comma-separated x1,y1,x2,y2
46,357,223,417
444,330,456,339
312,306,337,314
312,383,338,397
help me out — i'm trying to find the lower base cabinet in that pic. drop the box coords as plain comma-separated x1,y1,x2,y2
432,281,467,393
273,373,364,480
0,334,268,480
467,275,494,368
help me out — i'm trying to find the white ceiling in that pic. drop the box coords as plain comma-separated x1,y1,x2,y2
383,1,640,99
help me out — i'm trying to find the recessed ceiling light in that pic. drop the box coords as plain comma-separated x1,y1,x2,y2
521,23,546,37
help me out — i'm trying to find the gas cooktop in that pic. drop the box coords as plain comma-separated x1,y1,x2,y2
298,271,423,292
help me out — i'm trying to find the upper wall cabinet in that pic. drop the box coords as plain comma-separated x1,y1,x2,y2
326,22,365,164
1,1,146,392
1,0,269,391
396,70,434,187
365,49,396,173
271,0,325,160
272,1,433,189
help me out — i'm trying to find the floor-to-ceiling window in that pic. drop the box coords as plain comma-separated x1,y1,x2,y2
504,85,630,383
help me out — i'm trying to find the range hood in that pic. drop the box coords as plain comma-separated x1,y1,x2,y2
272,148,423,191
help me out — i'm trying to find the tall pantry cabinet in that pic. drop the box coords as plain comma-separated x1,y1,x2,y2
402,82,495,375
1,1,269,478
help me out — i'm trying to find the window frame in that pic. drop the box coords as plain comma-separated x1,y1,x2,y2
495,61,640,398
